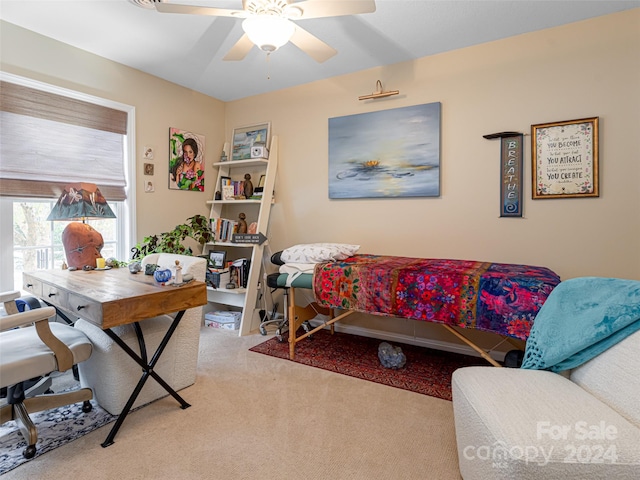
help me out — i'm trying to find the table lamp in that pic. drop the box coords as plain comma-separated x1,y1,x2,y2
46,183,116,269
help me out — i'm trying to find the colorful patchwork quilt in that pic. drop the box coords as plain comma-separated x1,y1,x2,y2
313,255,561,340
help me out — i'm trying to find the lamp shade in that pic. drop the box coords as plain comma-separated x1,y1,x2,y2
47,183,116,221
242,15,296,52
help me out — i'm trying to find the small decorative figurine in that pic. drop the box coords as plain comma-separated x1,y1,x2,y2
238,212,248,234
215,190,222,200
175,259,183,284
243,173,254,198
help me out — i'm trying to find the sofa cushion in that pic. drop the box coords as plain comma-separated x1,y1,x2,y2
452,366,640,480
570,329,640,428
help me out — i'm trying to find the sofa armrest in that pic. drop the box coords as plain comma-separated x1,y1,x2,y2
452,367,640,480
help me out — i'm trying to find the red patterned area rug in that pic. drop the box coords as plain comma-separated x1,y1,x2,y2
249,329,488,401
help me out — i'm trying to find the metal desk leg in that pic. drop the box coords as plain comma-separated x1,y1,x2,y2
100,310,190,447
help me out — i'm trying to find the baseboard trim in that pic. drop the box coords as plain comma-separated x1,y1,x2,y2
307,318,507,362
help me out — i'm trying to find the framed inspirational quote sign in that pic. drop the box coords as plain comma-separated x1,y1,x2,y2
531,117,599,199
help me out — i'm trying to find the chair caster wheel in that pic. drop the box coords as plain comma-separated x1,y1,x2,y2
259,326,267,336
23,445,36,459
82,400,92,413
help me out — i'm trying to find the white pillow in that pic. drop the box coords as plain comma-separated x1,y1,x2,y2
280,243,360,264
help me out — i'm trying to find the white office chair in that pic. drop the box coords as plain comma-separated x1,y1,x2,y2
0,291,93,459
75,254,206,415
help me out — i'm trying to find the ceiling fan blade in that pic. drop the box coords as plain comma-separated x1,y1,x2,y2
290,26,336,63
223,34,255,61
155,3,245,18
287,0,376,20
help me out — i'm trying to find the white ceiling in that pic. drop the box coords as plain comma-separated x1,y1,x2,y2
1,0,638,101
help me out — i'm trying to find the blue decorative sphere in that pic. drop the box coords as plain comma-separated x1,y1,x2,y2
153,268,172,283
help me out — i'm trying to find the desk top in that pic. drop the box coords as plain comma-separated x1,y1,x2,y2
23,268,207,329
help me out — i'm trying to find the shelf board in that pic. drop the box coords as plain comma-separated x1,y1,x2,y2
213,159,268,168
206,241,257,247
206,199,261,205
207,286,246,294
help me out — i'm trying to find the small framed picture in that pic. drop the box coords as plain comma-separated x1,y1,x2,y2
209,250,227,269
258,174,266,188
220,175,231,192
222,185,235,200
231,122,271,161
143,146,154,160
144,163,154,175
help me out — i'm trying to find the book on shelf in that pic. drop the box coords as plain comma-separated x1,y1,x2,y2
232,180,245,197
248,186,273,200
210,217,239,243
229,258,250,288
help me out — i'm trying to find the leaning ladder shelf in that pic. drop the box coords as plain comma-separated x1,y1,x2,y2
204,136,278,335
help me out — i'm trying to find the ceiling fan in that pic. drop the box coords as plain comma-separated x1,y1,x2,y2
155,0,376,62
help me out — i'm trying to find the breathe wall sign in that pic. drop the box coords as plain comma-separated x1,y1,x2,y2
484,132,523,218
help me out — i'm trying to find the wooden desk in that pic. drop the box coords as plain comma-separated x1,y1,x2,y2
23,267,206,329
23,267,207,446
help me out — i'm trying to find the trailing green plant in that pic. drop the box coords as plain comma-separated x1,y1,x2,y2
131,214,214,260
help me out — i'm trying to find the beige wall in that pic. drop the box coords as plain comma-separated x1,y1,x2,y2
1,21,226,244
226,10,640,284
2,11,639,345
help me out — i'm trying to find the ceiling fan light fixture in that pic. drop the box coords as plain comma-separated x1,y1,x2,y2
242,15,295,53
128,0,164,10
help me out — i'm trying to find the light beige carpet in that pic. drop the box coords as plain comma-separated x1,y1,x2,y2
2,327,463,480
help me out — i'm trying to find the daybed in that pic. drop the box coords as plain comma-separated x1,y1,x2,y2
452,277,640,479
268,244,560,364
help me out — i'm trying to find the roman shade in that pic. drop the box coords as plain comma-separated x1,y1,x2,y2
0,81,128,200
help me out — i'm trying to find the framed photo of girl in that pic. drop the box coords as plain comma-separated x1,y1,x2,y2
531,117,599,199
169,128,206,191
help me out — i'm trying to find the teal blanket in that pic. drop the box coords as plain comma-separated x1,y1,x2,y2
521,277,640,372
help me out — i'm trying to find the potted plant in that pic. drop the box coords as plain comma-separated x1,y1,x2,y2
131,215,214,260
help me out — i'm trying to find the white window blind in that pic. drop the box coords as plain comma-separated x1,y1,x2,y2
0,81,128,200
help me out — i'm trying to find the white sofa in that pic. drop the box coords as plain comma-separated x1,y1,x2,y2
75,253,206,415
452,329,640,479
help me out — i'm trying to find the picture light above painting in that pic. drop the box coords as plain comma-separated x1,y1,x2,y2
328,102,441,199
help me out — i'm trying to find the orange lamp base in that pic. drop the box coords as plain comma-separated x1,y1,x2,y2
61,222,105,269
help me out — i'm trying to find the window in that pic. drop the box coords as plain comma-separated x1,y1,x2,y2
0,73,136,292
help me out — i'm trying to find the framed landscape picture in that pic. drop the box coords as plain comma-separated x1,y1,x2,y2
231,122,271,161
328,103,441,199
